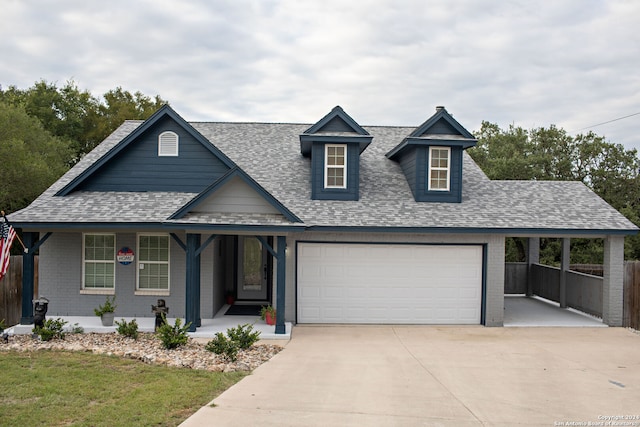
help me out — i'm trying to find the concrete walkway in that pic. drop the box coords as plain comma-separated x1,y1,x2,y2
181,326,640,426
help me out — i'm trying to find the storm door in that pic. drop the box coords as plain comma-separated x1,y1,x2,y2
236,236,269,301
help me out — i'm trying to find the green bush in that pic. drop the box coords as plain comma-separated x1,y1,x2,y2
156,315,191,350
33,318,68,341
205,332,239,362
205,323,260,361
115,318,139,340
226,323,261,350
70,323,84,334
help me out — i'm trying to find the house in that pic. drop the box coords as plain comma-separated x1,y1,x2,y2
9,105,638,333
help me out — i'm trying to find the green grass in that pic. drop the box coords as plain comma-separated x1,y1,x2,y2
0,350,248,426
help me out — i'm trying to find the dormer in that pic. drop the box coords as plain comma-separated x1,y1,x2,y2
386,106,477,203
300,106,372,200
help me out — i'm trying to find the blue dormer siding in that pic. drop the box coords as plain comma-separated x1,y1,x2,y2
310,141,360,200
395,145,463,202
77,115,231,193
417,146,463,203
386,106,477,203
301,106,372,201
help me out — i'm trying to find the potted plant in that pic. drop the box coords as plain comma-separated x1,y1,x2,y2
260,305,276,325
225,291,235,305
94,296,117,326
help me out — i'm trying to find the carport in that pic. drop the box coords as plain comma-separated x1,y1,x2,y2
504,236,620,326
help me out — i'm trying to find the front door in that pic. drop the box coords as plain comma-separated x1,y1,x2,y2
236,236,269,301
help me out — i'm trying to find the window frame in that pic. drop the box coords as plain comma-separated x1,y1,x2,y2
428,146,451,191
324,144,347,189
135,233,171,296
81,233,116,295
158,131,179,156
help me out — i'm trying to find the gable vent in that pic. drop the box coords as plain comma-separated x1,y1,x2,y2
158,131,179,156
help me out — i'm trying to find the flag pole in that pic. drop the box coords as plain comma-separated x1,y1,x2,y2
1,210,28,253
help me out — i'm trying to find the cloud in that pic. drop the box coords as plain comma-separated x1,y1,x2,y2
1,0,639,150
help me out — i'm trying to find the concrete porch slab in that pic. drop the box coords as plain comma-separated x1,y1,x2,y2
7,304,292,340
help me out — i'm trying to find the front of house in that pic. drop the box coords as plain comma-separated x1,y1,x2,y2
9,105,638,333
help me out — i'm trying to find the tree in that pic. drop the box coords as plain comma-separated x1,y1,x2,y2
0,80,167,164
0,102,71,212
469,121,640,261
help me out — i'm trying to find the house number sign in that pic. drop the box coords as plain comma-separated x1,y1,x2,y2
117,247,135,265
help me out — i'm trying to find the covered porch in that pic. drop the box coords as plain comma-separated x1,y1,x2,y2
9,304,293,340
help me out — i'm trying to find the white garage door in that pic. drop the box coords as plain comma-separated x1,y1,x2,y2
297,243,483,324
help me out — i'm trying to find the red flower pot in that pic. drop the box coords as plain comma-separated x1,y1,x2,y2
265,311,276,325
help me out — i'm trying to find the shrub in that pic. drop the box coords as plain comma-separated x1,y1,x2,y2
70,323,84,334
33,318,68,341
205,332,239,362
156,315,191,350
115,318,139,340
226,323,261,350
205,323,260,361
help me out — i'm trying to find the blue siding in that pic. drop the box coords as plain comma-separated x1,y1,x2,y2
416,147,463,202
396,147,418,198
78,116,230,192
423,118,459,135
319,116,358,133
311,142,359,201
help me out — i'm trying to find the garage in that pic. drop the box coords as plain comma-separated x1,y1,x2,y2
297,243,484,324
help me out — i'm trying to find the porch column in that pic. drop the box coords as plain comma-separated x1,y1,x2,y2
603,235,624,326
20,232,37,324
275,236,286,334
185,233,201,332
559,238,570,308
485,235,505,326
526,237,540,297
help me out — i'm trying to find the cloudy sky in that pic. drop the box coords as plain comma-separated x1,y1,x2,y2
2,0,639,151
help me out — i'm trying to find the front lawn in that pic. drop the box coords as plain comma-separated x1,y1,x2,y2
0,350,247,426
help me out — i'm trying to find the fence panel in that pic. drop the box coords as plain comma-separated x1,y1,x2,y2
0,255,38,326
624,261,640,330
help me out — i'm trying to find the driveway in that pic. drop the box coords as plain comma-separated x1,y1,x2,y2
181,326,640,426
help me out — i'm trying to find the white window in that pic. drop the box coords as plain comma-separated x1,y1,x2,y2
137,234,170,293
325,144,347,188
83,234,115,292
428,147,450,191
158,131,179,156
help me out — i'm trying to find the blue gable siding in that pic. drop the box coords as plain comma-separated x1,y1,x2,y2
310,142,360,200
78,116,231,192
319,116,357,133
423,118,458,135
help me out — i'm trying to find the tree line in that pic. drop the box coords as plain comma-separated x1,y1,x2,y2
0,80,166,213
1,80,638,260
468,122,640,262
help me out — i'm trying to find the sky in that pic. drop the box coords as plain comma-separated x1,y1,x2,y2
2,0,639,151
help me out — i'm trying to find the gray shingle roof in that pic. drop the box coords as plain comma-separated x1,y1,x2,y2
10,119,638,235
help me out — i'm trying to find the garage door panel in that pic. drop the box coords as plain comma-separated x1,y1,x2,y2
297,243,483,324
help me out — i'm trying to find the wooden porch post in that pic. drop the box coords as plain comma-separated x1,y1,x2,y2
275,236,286,335
20,232,36,324
185,233,201,332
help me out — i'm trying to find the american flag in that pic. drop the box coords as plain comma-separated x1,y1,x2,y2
0,221,16,281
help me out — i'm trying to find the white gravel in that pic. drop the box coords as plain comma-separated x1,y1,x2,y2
0,332,283,372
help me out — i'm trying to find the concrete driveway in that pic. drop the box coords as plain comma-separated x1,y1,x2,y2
181,326,640,426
